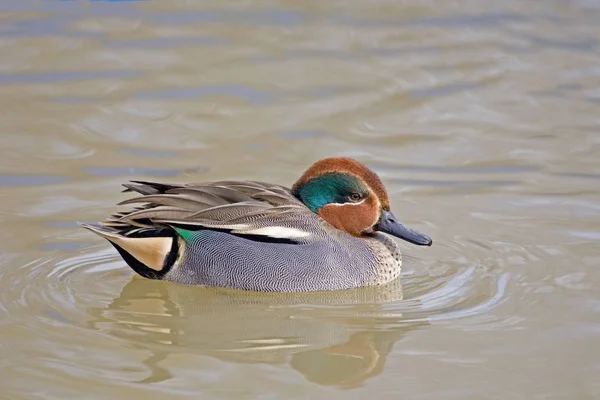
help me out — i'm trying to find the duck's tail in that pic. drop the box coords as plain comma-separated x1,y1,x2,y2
79,222,179,280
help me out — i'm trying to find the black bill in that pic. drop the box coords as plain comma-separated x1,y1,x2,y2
373,210,433,246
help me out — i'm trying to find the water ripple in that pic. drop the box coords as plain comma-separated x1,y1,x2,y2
0,235,512,365
0,70,141,84
0,174,69,186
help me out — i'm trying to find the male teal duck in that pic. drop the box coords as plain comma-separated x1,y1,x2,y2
82,157,432,292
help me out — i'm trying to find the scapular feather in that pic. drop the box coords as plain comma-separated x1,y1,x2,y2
92,179,320,245
118,194,216,210
162,188,233,207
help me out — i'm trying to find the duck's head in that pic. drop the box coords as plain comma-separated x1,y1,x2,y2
292,157,432,246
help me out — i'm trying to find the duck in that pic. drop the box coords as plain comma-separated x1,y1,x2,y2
81,157,432,292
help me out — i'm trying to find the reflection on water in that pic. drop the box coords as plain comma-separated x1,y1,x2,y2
91,278,421,388
1,0,600,398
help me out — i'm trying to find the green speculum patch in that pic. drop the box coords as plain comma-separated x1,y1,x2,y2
174,226,202,243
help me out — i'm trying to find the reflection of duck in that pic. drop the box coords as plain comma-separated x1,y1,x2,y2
82,157,432,292
90,277,429,387
292,332,388,389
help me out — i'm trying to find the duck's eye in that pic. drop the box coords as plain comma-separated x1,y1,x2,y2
349,193,362,202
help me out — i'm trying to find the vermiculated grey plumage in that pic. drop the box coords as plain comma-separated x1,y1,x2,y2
91,180,402,292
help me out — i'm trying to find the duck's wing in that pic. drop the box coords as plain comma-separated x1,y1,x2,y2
100,180,324,243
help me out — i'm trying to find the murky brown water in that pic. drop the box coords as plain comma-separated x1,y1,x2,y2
1,0,600,398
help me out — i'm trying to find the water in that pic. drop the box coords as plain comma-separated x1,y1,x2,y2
1,0,599,398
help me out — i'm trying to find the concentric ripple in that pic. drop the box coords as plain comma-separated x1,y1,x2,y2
0,234,513,392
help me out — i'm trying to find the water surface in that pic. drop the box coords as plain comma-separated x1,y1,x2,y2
1,0,599,398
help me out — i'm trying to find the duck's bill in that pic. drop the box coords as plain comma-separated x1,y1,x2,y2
374,210,433,246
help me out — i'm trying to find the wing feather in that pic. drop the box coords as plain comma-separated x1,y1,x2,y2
102,180,318,241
